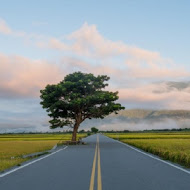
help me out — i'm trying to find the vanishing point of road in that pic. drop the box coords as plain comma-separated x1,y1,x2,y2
1,134,190,190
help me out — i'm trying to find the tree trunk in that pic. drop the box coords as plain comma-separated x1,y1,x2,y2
72,122,80,141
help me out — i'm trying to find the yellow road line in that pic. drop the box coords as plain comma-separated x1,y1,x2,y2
89,136,98,190
97,135,102,190
89,135,102,190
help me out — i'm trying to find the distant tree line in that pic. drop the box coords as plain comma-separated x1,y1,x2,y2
1,128,190,135
99,128,190,133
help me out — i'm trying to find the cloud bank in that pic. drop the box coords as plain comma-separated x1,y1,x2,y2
0,21,190,109
0,19,190,131
0,53,64,98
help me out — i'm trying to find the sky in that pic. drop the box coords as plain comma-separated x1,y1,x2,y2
0,0,190,132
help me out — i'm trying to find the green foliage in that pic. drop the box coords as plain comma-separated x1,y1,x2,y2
40,72,125,135
91,127,99,133
87,132,91,136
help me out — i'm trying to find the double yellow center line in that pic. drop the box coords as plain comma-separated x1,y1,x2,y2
89,135,102,190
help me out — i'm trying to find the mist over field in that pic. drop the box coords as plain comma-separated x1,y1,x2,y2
1,108,190,133
2,109,190,133
81,110,190,131
85,117,190,131
0,108,190,133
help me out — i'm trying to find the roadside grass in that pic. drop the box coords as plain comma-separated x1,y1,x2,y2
105,132,190,168
105,132,190,139
0,133,86,172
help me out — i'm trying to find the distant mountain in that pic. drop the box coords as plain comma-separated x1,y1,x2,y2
82,109,190,131
110,109,190,120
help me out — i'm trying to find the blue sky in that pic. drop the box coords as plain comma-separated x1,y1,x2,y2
0,0,189,63
0,0,190,132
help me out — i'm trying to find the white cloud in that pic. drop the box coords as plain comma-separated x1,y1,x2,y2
0,20,190,110
44,22,190,80
0,53,64,98
47,22,162,62
0,18,12,34
118,82,190,109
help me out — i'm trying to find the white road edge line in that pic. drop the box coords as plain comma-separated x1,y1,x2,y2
103,135,190,175
0,146,68,178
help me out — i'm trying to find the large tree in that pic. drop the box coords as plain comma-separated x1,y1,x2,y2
40,72,125,141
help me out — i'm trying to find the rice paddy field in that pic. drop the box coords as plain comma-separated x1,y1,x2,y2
0,133,86,172
105,132,190,168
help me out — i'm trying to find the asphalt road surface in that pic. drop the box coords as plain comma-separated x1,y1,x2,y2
1,134,190,190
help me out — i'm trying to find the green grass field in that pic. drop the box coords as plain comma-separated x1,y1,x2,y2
0,133,86,172
105,132,190,168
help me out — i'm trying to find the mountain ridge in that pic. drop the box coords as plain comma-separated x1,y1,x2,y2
111,109,190,120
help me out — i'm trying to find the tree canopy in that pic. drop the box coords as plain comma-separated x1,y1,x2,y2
91,127,99,133
40,72,125,141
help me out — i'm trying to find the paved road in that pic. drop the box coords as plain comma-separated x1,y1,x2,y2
1,134,190,190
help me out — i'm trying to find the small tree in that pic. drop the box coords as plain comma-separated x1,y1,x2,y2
91,127,99,133
40,72,125,141
79,129,85,133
